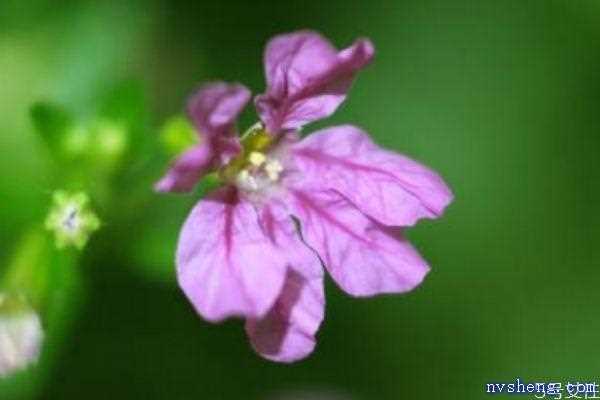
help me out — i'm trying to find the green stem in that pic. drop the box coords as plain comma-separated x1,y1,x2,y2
1,227,77,313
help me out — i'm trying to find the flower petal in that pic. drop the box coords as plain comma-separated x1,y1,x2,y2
289,189,430,297
245,267,324,363
177,188,285,321
245,202,324,363
156,83,250,193
291,125,453,227
187,82,251,138
176,187,318,323
255,31,374,133
154,144,214,193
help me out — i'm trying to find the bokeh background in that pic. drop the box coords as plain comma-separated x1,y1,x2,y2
1,0,599,399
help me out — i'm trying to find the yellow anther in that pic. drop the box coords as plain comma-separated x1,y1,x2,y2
248,151,266,167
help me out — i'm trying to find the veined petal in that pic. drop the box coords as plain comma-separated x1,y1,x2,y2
154,144,214,193
177,187,286,321
255,31,374,133
245,267,324,363
245,203,324,363
291,125,453,227
289,189,430,297
187,82,251,137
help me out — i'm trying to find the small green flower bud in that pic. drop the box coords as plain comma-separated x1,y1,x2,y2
62,125,91,158
93,120,127,159
159,116,198,157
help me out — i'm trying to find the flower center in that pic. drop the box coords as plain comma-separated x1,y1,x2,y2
235,151,284,192
219,124,285,194
61,205,81,233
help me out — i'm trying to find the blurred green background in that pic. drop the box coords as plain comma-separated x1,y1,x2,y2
1,0,599,399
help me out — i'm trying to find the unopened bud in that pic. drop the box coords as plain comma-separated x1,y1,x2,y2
0,294,44,377
94,120,127,159
159,116,197,157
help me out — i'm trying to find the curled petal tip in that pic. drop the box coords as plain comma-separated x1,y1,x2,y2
153,178,173,193
187,82,251,137
257,31,376,133
340,38,375,69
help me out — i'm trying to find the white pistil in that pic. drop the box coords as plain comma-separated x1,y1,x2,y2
62,205,80,232
236,170,259,192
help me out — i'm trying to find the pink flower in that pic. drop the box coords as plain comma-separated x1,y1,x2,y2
156,31,453,362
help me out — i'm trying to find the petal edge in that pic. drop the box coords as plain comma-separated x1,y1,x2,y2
290,125,453,227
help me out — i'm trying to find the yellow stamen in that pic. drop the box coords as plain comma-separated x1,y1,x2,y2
248,151,266,167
